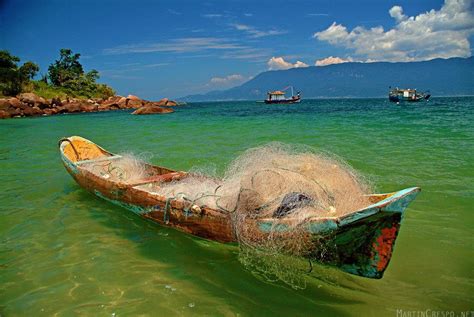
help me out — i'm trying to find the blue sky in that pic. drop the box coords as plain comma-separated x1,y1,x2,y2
1,0,473,99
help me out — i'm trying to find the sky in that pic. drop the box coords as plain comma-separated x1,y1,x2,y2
1,0,473,99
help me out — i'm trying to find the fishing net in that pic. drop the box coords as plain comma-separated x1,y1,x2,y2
81,153,151,184
153,143,372,289
82,143,372,289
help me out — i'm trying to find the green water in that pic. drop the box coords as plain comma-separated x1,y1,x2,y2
1,98,473,316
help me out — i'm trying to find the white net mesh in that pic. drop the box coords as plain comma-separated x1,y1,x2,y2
83,143,372,288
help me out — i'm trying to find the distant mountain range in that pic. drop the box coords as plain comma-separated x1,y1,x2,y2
180,57,474,101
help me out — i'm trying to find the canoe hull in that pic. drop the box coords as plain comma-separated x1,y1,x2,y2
59,136,420,279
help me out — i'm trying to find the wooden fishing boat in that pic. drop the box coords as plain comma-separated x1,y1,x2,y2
59,136,420,279
389,87,431,103
263,86,301,104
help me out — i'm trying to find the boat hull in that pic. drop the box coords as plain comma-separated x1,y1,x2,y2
389,96,429,103
59,136,420,278
264,98,301,104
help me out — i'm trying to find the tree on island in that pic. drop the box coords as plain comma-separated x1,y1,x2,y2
47,48,114,98
48,49,84,87
0,50,39,96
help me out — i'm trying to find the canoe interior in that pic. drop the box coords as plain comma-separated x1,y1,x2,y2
60,136,177,181
61,136,111,163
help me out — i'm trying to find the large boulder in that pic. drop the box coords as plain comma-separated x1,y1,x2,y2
0,110,11,119
58,102,82,113
6,107,22,117
153,98,179,106
117,97,128,109
0,98,27,111
80,103,98,112
51,97,62,107
18,93,47,108
22,106,44,117
164,100,178,106
98,103,120,111
0,99,11,111
132,105,174,115
154,98,169,106
43,108,59,116
99,96,124,111
126,98,143,108
59,100,98,113
127,94,141,101
10,98,28,110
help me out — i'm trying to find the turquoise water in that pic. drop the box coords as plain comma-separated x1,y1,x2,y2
1,98,473,316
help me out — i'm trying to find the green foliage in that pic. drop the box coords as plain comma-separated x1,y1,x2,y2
0,50,39,96
29,80,115,100
19,62,39,80
29,80,70,99
48,48,83,87
0,49,115,99
47,48,114,99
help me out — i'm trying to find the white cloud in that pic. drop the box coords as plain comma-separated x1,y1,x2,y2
267,57,309,70
202,14,223,18
104,37,245,54
388,6,406,22
313,0,474,62
143,63,169,68
220,48,269,60
230,23,287,38
315,56,353,66
209,74,250,86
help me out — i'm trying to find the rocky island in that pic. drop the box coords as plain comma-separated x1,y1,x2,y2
0,49,181,119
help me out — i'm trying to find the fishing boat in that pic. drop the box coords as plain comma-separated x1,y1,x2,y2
59,136,420,279
264,86,301,104
389,87,431,103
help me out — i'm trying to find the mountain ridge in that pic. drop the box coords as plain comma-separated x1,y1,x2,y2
180,57,474,101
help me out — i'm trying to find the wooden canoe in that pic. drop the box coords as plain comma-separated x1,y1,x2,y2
59,136,420,279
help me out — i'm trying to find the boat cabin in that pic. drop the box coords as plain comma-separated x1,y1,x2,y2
267,90,286,101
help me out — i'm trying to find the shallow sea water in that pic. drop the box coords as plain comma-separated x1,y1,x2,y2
1,98,473,316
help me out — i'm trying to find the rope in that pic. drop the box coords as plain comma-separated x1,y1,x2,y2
58,138,80,161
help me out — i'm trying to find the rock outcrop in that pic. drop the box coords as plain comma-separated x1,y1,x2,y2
0,93,180,119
